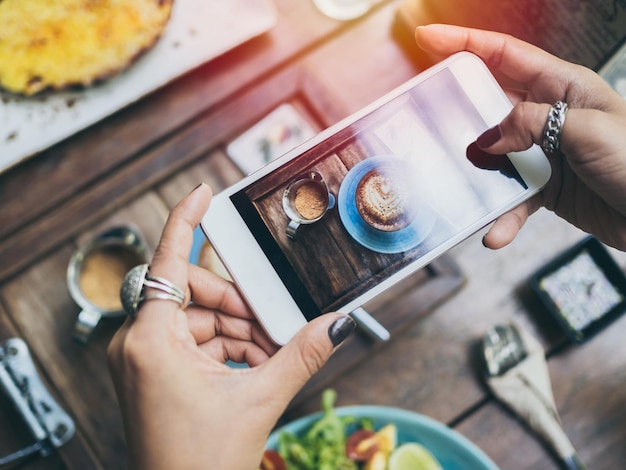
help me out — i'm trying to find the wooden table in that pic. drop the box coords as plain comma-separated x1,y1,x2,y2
2,1,626,469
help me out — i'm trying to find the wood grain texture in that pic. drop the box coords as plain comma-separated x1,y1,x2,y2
0,304,68,470
0,0,343,241
285,254,465,412
0,194,171,469
0,66,339,282
0,0,359,282
0,247,109,470
397,0,626,70
290,209,626,469
2,0,626,468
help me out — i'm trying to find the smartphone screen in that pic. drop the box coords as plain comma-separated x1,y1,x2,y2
228,66,529,321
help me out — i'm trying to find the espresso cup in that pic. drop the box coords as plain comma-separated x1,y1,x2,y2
311,0,372,20
67,226,148,344
282,171,335,239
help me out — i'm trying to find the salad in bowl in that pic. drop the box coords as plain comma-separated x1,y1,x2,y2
262,389,495,470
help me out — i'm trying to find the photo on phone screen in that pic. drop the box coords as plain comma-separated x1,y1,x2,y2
228,66,529,321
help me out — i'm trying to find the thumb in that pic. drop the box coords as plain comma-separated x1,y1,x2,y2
262,314,356,403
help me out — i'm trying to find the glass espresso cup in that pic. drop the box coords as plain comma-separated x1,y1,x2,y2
67,226,148,344
282,171,335,239
311,0,372,20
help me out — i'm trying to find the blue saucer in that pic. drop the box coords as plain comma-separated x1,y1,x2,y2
338,156,435,254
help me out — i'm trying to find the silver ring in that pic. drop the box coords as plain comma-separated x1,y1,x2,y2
120,264,185,317
140,292,185,306
144,273,185,299
542,101,568,155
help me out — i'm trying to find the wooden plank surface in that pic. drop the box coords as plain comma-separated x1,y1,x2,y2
0,194,170,469
0,0,362,282
0,304,68,470
2,1,626,469
397,0,626,70
0,245,108,470
285,209,626,470
458,310,626,469
0,65,339,282
0,0,345,240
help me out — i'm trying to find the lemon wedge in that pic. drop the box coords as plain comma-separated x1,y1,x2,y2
376,424,398,455
388,443,443,470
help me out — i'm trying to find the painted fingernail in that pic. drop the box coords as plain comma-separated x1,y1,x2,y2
466,142,495,167
328,316,356,347
476,125,502,149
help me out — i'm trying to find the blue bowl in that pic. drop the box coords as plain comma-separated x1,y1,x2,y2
268,405,499,470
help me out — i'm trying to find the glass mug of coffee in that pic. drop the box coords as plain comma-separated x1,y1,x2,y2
311,0,372,20
67,226,148,344
282,171,335,239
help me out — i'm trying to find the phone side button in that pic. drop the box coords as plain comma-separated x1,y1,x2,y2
350,307,391,342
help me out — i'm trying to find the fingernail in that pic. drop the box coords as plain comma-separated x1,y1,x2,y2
191,182,206,193
328,316,356,347
476,125,502,149
466,142,495,167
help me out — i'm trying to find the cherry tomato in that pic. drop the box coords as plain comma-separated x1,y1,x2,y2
346,429,379,461
260,449,286,470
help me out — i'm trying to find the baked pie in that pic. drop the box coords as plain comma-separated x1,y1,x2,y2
0,0,173,95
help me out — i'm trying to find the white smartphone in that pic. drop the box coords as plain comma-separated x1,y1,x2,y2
201,52,551,345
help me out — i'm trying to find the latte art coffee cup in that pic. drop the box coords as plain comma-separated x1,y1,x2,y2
355,169,415,232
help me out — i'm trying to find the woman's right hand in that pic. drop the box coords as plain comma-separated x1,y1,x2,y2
415,24,626,251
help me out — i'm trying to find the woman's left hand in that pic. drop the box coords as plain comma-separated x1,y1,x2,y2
108,183,355,470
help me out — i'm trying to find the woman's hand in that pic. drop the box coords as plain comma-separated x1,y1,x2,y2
416,24,626,250
107,183,355,470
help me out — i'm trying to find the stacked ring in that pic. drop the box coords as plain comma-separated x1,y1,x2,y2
542,101,568,155
120,264,186,317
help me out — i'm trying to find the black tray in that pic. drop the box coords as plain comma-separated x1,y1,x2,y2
529,236,626,343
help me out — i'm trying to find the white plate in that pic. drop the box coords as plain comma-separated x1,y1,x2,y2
0,0,277,174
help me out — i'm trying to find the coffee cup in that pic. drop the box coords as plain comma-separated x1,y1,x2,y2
355,167,416,232
67,226,148,344
282,171,335,239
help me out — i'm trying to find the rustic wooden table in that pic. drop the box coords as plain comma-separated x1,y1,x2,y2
2,1,626,469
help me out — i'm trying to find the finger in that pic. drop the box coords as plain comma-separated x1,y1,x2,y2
482,197,540,249
188,264,253,319
137,183,212,321
258,314,356,404
476,101,553,155
484,104,626,182
185,304,278,356
414,24,558,85
468,103,552,250
198,336,272,367
107,318,131,376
